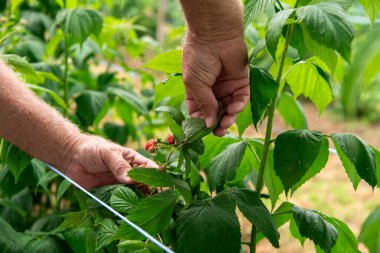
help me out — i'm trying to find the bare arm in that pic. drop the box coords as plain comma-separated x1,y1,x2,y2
179,0,249,136
0,61,157,189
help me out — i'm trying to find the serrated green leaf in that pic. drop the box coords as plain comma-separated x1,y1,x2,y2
57,8,103,44
358,0,380,23
182,117,213,143
199,135,239,169
127,168,174,187
283,61,333,114
244,0,275,27
292,206,338,253
359,205,380,253
114,190,177,240
291,136,329,194
1,54,37,79
153,75,185,107
208,142,248,191
75,90,107,127
297,3,354,61
155,106,185,125
228,188,279,248
277,92,307,129
96,219,118,250
274,129,325,194
57,180,71,203
331,133,377,188
174,179,192,207
108,87,148,115
59,211,89,230
174,193,241,253
110,186,140,214
144,50,182,73
26,84,67,110
266,9,295,60
250,66,279,129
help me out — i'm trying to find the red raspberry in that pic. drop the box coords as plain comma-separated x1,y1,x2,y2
145,139,156,153
167,134,175,145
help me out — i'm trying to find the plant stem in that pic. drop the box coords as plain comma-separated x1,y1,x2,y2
250,21,295,253
63,34,69,115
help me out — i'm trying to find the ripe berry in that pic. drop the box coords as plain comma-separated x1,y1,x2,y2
145,139,156,153
167,134,175,145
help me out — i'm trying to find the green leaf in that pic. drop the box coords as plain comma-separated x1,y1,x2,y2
274,129,325,194
250,66,279,129
127,168,174,187
236,102,253,137
11,0,24,13
277,92,307,129
144,50,182,73
57,8,103,44
118,240,162,252
359,205,380,253
283,61,333,114
110,186,140,214
96,219,118,250
174,179,192,207
244,0,275,27
26,84,67,110
1,54,37,79
266,9,295,60
56,180,71,203
155,106,185,126
0,217,17,250
59,211,90,230
1,140,32,182
182,118,213,143
358,0,380,23
290,136,329,194
174,194,241,253
228,188,279,248
331,133,377,188
108,87,148,115
103,122,128,145
114,190,177,240
296,3,354,61
292,206,338,253
75,90,107,127
208,141,248,191
153,75,185,107
199,135,239,169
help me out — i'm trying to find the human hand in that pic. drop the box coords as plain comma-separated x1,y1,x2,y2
60,134,158,190
182,34,249,136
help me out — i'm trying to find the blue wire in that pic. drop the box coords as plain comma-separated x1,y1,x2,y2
45,163,175,253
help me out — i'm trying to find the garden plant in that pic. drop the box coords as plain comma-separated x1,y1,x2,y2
1,0,380,253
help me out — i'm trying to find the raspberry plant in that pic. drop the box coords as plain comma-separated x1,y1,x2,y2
1,0,380,253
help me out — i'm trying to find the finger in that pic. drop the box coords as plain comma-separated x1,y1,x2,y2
123,149,158,169
227,86,250,114
101,150,134,184
186,84,219,128
213,127,227,137
220,113,237,129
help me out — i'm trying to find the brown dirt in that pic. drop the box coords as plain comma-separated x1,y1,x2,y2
241,103,380,253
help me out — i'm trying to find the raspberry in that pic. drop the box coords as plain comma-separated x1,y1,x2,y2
145,139,156,153
167,134,175,145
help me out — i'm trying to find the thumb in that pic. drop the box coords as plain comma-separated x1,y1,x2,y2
102,150,134,184
187,83,219,128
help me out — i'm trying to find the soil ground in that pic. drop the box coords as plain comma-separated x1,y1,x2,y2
241,103,380,253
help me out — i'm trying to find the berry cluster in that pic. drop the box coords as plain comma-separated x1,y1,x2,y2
145,134,175,154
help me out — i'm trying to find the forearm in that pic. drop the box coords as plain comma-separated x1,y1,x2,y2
0,61,80,168
179,0,244,40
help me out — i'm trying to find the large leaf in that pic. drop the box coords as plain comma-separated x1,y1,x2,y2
277,92,307,129
283,61,333,114
244,0,275,27
1,141,32,182
174,194,241,253
358,0,380,23
1,54,37,80
331,133,377,188
155,106,185,126
108,87,148,115
296,3,354,61
266,9,295,60
274,129,325,194
250,66,279,129
182,118,214,143
57,8,103,44
96,219,118,250
208,141,248,191
110,186,140,214
153,75,185,107
235,102,253,136
144,50,182,73
359,205,380,253
292,206,338,253
127,168,174,187
75,90,107,127
228,188,279,248
114,190,177,240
